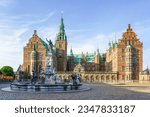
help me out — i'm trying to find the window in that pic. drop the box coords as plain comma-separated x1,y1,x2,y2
132,40,134,45
38,53,42,60
122,57,125,62
122,66,125,72
28,53,30,60
59,44,62,48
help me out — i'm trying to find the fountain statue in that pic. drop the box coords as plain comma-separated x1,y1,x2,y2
7,39,86,93
41,39,61,84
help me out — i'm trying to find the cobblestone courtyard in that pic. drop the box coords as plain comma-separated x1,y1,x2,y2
0,83,150,100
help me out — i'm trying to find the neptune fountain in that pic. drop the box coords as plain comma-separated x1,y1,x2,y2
2,40,90,93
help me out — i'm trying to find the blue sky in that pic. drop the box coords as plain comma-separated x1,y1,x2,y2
0,0,150,70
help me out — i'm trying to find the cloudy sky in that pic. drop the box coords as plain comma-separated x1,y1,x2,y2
0,0,150,71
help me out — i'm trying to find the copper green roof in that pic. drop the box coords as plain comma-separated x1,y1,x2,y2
39,38,49,51
67,54,94,63
56,16,67,41
70,48,74,56
60,17,65,34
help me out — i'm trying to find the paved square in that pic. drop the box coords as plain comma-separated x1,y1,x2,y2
0,83,150,100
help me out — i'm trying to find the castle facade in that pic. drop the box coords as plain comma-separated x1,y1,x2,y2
22,16,143,81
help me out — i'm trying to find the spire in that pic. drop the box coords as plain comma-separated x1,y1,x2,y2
33,30,37,36
59,13,65,34
127,24,132,32
147,65,149,69
96,48,100,56
108,41,111,49
34,30,37,34
56,12,67,41
70,47,73,56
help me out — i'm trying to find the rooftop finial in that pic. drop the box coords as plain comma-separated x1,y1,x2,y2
59,11,65,34
128,24,131,29
70,46,74,56
34,30,37,35
114,32,117,41
127,24,132,32
61,11,63,18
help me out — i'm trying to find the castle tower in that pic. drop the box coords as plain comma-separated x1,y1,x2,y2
94,49,100,64
55,15,67,71
67,47,74,71
117,24,143,80
94,49,100,71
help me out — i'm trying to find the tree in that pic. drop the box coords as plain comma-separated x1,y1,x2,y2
0,69,2,75
1,66,14,76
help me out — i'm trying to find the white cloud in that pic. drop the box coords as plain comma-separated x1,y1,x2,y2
0,28,28,71
22,11,56,27
0,11,56,71
67,33,116,54
38,26,58,43
0,0,13,6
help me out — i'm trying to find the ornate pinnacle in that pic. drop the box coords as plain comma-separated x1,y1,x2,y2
33,30,37,36
34,30,37,34
127,24,132,32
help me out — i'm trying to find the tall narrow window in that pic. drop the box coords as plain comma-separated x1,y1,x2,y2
28,65,30,74
59,43,62,48
122,66,125,72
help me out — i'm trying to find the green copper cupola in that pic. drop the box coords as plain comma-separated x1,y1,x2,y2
56,14,67,41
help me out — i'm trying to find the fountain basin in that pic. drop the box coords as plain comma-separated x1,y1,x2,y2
1,83,90,93
10,83,82,91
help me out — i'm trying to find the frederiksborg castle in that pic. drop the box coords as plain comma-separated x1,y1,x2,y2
20,15,150,83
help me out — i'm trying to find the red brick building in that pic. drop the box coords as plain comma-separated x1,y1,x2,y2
22,16,143,80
